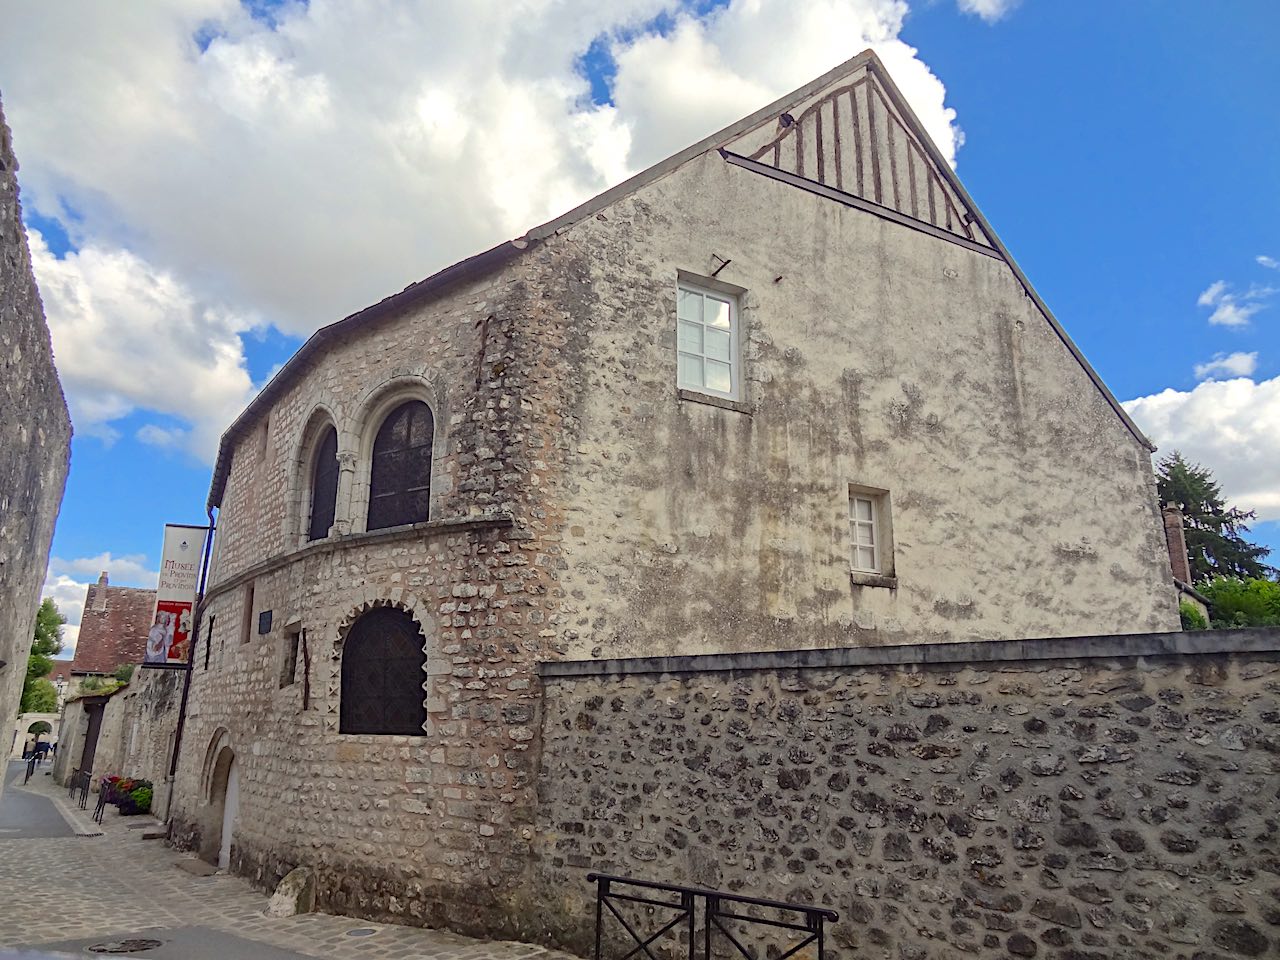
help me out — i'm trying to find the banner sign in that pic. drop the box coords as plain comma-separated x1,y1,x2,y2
142,523,209,669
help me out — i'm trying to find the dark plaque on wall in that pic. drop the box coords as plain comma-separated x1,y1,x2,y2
258,610,273,635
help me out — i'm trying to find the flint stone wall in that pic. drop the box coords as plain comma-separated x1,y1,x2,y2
537,630,1280,959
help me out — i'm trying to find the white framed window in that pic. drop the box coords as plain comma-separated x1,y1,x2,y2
677,281,740,400
849,486,893,578
850,495,880,573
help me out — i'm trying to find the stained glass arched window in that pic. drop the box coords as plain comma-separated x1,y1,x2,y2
339,608,427,735
367,400,433,531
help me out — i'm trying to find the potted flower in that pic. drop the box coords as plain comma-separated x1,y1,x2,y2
97,775,153,815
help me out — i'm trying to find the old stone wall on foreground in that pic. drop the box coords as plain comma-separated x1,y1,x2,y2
537,631,1280,959
0,95,72,804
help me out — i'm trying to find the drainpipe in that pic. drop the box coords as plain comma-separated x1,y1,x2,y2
162,504,217,822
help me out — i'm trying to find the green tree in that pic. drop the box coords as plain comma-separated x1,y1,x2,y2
112,663,136,683
1157,453,1275,582
23,679,58,713
1200,577,1280,629
20,598,64,712
1178,600,1208,631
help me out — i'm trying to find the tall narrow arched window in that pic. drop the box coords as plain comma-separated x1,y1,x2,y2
307,426,339,542
340,608,427,735
367,400,433,531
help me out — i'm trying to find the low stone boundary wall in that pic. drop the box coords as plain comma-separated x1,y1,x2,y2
536,629,1280,958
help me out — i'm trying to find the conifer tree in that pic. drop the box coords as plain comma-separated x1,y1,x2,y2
1157,452,1274,582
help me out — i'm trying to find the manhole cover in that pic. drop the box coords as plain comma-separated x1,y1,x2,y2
345,928,378,938
86,939,163,953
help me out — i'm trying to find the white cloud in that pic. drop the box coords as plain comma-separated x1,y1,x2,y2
956,0,1020,22
1197,278,1274,327
41,555,159,657
28,230,257,460
1258,255,1279,270
60,624,81,658
1124,375,1280,522
41,573,88,657
47,553,158,587
611,2,963,169
1193,351,1258,381
1198,280,1228,307
2,1,967,462
136,424,190,449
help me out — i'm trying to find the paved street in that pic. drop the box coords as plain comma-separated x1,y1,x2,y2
0,761,71,840
0,767,576,960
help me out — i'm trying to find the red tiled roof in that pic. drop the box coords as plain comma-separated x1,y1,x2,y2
70,574,156,675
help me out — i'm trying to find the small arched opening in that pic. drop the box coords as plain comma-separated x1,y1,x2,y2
201,735,240,871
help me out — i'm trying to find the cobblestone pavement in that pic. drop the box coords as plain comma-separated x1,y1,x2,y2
0,773,577,960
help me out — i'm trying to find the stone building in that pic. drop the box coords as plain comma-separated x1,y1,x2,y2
49,656,74,707
70,572,157,679
143,52,1250,954
0,93,72,803
48,573,158,786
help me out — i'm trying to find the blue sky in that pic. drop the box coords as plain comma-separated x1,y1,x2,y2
4,0,1276,650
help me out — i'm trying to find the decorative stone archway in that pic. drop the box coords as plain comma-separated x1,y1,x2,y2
327,591,437,735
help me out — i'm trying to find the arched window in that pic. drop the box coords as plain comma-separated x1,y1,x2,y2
340,608,427,735
367,400,433,531
307,426,339,541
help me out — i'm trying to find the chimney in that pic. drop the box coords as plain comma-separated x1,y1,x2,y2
1162,505,1192,584
94,571,109,611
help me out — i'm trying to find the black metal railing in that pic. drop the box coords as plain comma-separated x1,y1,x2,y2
588,874,838,960
92,785,108,825
23,755,37,785
67,769,91,810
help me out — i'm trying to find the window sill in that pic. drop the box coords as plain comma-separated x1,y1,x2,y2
850,571,897,589
678,388,752,414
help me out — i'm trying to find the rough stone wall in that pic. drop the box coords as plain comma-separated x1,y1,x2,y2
78,671,184,808
535,150,1177,658
0,94,72,804
537,638,1280,959
168,257,577,938
51,697,87,784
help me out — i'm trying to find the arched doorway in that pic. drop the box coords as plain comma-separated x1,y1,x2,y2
206,745,239,870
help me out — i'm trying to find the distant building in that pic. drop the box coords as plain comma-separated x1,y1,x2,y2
48,657,75,707
70,572,157,678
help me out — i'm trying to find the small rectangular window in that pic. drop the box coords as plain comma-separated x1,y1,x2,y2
240,582,255,644
203,615,216,671
850,495,879,573
677,281,741,400
849,486,893,579
280,627,300,688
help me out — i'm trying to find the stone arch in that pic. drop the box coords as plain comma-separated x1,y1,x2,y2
197,727,240,867
27,720,52,737
326,591,436,735
347,373,448,534
200,726,233,802
284,403,343,545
